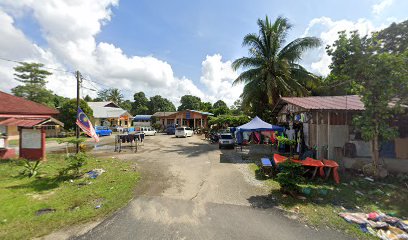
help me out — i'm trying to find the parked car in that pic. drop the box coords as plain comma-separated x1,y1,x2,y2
140,127,156,136
218,133,234,149
175,127,194,138
111,125,124,132
95,126,112,137
166,126,176,135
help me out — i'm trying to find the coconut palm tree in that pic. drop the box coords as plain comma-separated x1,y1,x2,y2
232,16,321,118
107,88,124,104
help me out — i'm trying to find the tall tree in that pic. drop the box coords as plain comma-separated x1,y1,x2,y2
148,95,176,113
131,92,149,115
200,102,213,112
119,100,132,113
232,16,321,120
59,99,93,131
95,88,123,104
11,62,55,106
84,95,93,102
178,95,202,111
213,100,228,109
327,31,408,176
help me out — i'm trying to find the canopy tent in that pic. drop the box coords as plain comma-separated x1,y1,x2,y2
237,116,284,132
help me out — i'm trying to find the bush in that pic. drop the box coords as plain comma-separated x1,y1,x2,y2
59,152,88,177
20,160,41,178
276,160,304,194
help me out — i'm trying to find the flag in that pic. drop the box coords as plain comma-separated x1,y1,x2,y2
76,107,99,142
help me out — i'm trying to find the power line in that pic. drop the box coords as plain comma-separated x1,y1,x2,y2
0,56,74,74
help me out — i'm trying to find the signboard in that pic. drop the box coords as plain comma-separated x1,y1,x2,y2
21,128,41,149
186,112,191,120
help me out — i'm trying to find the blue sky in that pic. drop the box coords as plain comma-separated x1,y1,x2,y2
0,0,406,105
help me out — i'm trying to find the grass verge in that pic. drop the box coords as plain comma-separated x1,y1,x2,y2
249,163,408,240
0,154,139,240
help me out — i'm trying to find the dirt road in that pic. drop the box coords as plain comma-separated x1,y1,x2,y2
75,134,349,240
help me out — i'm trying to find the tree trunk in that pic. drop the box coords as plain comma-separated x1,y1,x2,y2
372,134,380,177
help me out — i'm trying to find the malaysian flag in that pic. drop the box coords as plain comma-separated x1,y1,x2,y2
76,107,99,142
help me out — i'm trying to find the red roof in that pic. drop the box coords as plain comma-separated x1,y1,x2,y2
280,95,365,111
0,91,59,116
0,117,47,127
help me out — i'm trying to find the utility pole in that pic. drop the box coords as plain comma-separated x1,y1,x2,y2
76,70,81,154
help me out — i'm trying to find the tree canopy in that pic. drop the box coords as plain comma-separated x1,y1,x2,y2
178,95,202,111
148,95,176,113
59,99,94,131
327,26,408,176
232,16,321,120
11,62,55,107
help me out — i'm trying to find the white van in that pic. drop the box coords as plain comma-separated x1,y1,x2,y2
175,127,193,138
140,127,156,136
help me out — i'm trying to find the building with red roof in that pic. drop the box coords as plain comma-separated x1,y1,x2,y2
0,91,64,160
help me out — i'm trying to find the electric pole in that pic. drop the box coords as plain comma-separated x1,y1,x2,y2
76,70,81,154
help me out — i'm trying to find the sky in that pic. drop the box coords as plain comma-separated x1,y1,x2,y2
0,0,406,107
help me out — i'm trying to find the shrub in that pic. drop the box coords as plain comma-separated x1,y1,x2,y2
59,152,88,177
276,160,304,194
20,159,42,178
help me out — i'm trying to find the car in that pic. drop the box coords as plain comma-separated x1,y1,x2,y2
218,133,235,149
140,127,156,136
166,126,176,135
175,127,193,138
111,125,124,132
95,126,112,137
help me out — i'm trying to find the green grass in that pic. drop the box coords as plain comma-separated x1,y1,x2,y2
0,154,139,240
249,163,408,240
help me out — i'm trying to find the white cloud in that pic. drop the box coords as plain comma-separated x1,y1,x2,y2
200,54,242,106
372,0,393,15
302,17,383,76
0,0,240,107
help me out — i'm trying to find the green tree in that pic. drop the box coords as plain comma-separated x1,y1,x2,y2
131,92,150,115
119,100,132,113
327,31,408,176
11,62,55,106
213,100,228,109
232,16,321,120
59,99,94,131
178,95,202,111
95,88,123,104
200,102,213,112
84,95,93,102
375,20,408,54
148,95,176,113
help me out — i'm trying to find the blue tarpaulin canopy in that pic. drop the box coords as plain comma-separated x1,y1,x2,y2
237,116,284,132
133,115,152,121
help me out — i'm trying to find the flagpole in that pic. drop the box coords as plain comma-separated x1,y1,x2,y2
76,70,81,154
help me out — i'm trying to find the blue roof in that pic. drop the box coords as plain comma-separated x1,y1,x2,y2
133,115,152,121
237,116,284,132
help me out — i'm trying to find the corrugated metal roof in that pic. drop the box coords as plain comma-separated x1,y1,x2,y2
87,102,131,118
280,95,365,111
0,118,46,127
0,91,59,115
188,109,214,116
152,112,177,117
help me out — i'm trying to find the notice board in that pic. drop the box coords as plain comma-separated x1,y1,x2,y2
21,128,42,149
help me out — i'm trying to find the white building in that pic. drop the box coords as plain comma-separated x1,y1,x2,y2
87,102,132,128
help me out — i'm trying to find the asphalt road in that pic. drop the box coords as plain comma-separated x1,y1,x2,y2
74,134,350,240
